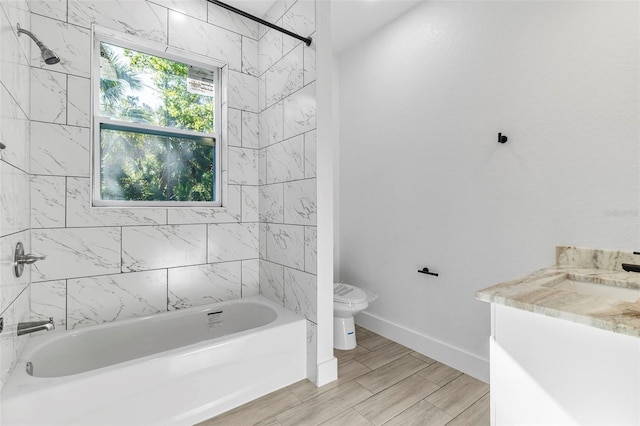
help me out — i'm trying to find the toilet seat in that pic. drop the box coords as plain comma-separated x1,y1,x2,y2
334,283,367,304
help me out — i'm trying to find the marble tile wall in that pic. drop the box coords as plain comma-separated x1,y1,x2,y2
0,0,32,392
257,0,318,377
25,0,263,333
0,0,319,392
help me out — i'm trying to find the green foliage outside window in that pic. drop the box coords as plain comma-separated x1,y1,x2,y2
99,42,216,203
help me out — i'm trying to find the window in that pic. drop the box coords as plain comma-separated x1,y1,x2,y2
92,32,222,207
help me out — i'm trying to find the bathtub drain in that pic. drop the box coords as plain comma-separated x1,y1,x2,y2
26,361,33,376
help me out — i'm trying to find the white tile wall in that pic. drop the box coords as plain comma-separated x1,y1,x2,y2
260,183,284,223
31,175,66,228
257,0,317,375
169,11,242,71
304,130,317,178
68,0,168,43
228,70,259,112
284,82,316,139
167,185,242,224
228,107,242,147
0,6,30,112
282,0,315,54
242,259,260,297
265,43,303,106
30,68,66,124
284,178,317,225
259,259,284,305
242,36,259,77
207,3,259,39
30,122,90,177
284,267,316,322
1,0,317,392
122,225,207,271
303,41,316,86
304,226,317,274
150,0,207,19
241,185,260,222
30,0,67,21
0,85,29,173
0,231,31,314
32,227,121,281
259,29,283,76
258,146,267,186
266,135,305,184
258,73,267,112
66,177,167,227
208,222,259,262
0,161,29,236
0,302,17,387
168,262,242,309
259,222,268,259
0,0,30,393
67,270,167,329
31,280,66,329
66,75,90,127
242,110,260,148
228,146,259,185
30,15,91,78
265,223,305,270
259,100,284,147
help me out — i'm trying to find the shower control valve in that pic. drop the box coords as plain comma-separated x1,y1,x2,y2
14,242,46,278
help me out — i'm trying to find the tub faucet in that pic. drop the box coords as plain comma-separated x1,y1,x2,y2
17,317,54,336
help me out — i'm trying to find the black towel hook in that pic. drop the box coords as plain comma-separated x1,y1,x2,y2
418,267,439,277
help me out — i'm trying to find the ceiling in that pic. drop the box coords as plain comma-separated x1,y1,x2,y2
224,0,422,54
331,0,421,53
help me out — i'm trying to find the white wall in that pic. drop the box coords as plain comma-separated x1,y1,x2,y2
337,1,639,381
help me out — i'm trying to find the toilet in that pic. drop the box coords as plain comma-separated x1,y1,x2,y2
333,283,375,350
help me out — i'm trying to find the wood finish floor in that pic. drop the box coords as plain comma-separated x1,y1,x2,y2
199,326,490,426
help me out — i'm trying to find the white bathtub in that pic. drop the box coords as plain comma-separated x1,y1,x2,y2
1,296,307,425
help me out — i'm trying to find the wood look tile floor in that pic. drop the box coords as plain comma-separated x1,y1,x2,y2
199,327,489,426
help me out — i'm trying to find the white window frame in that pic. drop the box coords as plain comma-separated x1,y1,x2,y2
91,28,223,208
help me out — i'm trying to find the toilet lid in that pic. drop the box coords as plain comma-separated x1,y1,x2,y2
334,283,367,303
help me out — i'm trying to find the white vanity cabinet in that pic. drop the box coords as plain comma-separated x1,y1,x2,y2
490,304,640,425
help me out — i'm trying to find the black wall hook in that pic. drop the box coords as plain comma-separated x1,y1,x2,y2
498,133,508,143
418,267,439,277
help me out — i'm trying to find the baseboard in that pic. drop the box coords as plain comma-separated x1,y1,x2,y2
315,356,338,386
356,311,490,383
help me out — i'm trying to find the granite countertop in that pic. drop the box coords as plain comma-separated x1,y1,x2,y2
476,246,640,338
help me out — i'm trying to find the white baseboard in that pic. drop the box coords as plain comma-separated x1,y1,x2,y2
357,311,489,383
315,356,338,386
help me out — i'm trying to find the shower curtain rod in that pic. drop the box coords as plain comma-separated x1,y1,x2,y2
207,0,312,46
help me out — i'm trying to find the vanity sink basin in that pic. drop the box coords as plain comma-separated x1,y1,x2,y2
544,275,640,303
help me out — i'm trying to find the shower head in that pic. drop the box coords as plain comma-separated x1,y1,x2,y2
16,23,60,65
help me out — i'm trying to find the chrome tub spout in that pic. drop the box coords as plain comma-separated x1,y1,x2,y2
17,317,54,336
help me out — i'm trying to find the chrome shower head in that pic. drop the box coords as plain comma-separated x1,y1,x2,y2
40,47,60,65
16,23,60,65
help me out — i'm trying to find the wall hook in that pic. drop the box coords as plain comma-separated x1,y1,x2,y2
498,133,508,144
418,267,439,277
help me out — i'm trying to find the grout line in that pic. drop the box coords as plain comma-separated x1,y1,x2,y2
205,223,209,264
64,176,68,227
64,279,68,330
120,227,123,273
